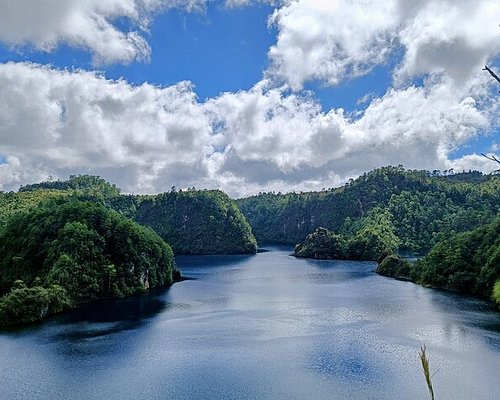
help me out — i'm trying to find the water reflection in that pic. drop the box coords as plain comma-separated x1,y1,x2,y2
0,248,499,400
60,288,171,324
309,344,375,382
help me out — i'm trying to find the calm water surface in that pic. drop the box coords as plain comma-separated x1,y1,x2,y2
1,247,499,400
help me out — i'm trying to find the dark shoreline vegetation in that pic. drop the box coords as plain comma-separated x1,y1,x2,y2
0,166,499,326
0,200,179,326
376,216,500,307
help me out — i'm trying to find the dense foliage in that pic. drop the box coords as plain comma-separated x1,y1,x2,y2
237,166,500,253
19,175,121,197
376,217,500,300
0,199,177,326
493,281,500,309
0,283,71,326
375,255,412,279
294,228,347,259
135,190,257,254
0,189,67,227
0,175,121,228
293,208,400,261
1,177,258,255
413,216,499,297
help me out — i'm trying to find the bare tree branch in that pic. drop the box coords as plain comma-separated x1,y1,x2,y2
483,65,500,85
481,153,500,164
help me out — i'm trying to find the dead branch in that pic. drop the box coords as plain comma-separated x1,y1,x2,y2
483,65,500,85
481,153,500,164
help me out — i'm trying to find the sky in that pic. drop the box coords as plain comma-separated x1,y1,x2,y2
0,0,499,197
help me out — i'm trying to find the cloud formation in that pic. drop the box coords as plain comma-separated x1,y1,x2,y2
269,0,500,90
0,0,206,65
0,1,498,196
0,62,495,197
0,62,212,191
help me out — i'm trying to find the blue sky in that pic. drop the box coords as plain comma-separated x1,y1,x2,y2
0,0,498,194
0,3,275,99
0,3,420,113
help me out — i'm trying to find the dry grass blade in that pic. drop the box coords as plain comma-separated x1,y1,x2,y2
419,345,435,400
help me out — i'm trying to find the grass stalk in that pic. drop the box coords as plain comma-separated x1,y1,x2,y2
419,344,435,400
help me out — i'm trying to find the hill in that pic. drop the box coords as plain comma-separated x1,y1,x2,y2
0,176,257,255
0,199,177,326
376,217,500,304
134,190,257,255
237,166,500,252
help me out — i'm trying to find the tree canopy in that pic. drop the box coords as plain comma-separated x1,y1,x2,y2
0,199,177,326
237,166,499,253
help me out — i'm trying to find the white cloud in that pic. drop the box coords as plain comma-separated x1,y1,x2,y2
206,78,491,196
0,62,495,197
0,0,206,65
395,0,500,87
268,0,398,90
269,0,500,90
0,1,498,196
0,62,213,192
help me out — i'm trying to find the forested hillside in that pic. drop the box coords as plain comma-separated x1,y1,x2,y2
376,217,500,305
135,190,257,254
0,175,257,255
0,199,177,326
0,176,257,325
293,207,400,261
19,175,121,197
237,166,500,252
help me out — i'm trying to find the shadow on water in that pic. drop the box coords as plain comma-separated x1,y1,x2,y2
175,253,255,269
62,287,171,324
308,343,378,383
58,287,174,339
298,258,376,283
0,286,175,343
428,288,500,333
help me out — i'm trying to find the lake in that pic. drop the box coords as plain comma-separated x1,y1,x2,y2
1,246,499,400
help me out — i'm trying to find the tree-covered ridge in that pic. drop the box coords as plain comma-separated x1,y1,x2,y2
376,216,500,304
0,175,122,228
0,189,68,227
19,174,121,197
0,199,177,326
293,208,400,261
135,189,257,255
0,176,258,255
237,166,500,252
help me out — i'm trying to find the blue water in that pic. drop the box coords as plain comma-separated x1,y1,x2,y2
1,247,499,400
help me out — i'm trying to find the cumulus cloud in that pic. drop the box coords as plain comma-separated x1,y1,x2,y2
0,1,498,196
268,0,398,90
0,62,495,197
269,0,500,90
207,78,491,194
0,0,206,65
0,62,213,192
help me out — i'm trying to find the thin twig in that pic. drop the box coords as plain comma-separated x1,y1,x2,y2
483,65,500,84
481,153,500,164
